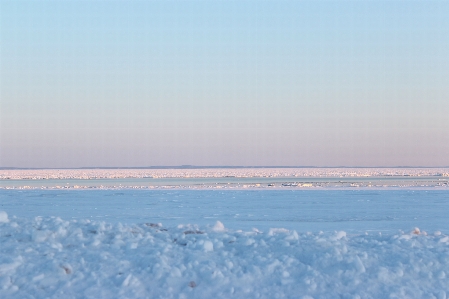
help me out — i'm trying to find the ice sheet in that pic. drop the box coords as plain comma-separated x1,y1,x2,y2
1,190,448,233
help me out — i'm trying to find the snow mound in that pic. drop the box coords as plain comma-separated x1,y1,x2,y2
1,216,448,298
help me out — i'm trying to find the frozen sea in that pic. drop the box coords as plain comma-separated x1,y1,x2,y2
1,187,449,298
1,189,449,234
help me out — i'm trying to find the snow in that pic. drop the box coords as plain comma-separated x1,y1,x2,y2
1,212,449,298
1,188,449,298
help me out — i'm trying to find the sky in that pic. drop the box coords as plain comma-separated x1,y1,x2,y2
1,0,448,168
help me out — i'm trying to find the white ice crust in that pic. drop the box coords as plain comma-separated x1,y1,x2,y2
2,167,449,180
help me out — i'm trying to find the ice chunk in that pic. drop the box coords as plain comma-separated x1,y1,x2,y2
203,240,214,252
331,231,347,241
32,230,49,242
0,211,8,223
354,256,366,273
268,228,289,236
213,221,225,232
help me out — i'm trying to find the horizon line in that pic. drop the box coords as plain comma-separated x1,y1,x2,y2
1,166,449,170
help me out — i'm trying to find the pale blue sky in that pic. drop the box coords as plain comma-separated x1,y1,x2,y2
1,0,448,167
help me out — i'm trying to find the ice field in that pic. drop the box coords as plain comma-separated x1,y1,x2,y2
1,188,449,298
1,190,449,233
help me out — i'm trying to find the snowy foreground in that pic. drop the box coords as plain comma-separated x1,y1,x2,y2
1,213,449,299
1,189,449,298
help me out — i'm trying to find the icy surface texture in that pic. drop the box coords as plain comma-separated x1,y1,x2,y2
1,214,449,299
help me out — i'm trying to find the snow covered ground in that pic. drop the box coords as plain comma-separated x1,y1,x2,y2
1,189,449,298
